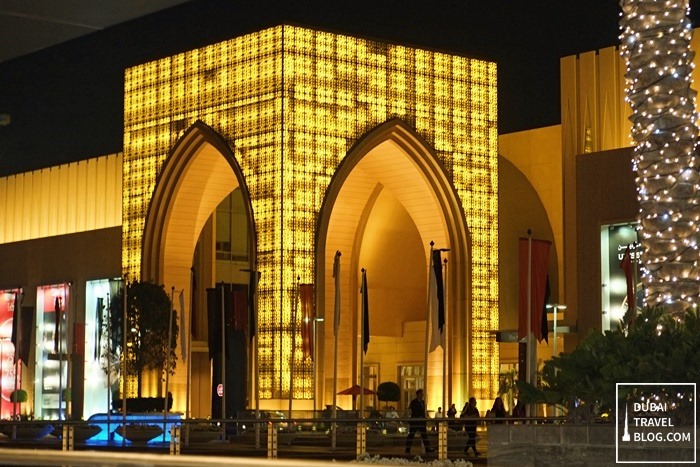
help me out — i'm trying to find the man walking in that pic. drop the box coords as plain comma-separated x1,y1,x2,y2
405,389,435,454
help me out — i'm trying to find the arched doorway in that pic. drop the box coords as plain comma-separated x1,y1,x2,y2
141,121,256,416
316,120,472,413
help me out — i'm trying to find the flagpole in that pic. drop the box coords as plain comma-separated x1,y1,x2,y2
424,241,434,396
289,277,300,419
332,251,341,449
187,268,196,422
122,279,128,446
66,282,74,420
183,289,191,421
252,266,260,448
360,269,366,419
220,283,226,431
12,290,21,421
58,292,63,422
442,257,448,417
106,292,111,439
163,287,174,442
526,230,533,417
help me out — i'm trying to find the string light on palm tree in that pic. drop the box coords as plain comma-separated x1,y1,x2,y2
619,0,700,315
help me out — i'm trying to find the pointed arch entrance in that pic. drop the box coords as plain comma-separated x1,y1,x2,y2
316,119,471,412
141,121,257,416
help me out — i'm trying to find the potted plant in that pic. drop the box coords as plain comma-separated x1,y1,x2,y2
107,281,178,400
116,424,164,444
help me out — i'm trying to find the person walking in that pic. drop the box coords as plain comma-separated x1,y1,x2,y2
461,397,480,456
405,389,435,454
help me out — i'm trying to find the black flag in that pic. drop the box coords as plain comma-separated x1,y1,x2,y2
361,270,369,354
541,276,550,344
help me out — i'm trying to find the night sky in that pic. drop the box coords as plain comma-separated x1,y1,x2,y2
1,0,698,176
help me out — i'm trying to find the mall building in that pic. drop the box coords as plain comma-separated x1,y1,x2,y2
1,23,684,420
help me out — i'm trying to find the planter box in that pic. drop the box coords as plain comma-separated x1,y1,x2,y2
115,424,163,444
0,424,54,440
51,425,103,441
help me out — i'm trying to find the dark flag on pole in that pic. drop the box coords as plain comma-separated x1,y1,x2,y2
429,249,445,352
333,251,341,336
190,268,198,339
11,293,34,364
620,245,636,324
541,276,550,344
361,269,369,355
248,270,260,342
54,296,62,353
95,297,104,359
18,306,34,364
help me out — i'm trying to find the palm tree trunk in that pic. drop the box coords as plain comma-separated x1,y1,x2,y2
620,0,700,315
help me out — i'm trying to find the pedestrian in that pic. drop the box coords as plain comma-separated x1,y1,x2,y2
461,397,480,456
405,389,435,454
447,403,458,429
486,396,507,423
447,403,457,418
512,399,526,420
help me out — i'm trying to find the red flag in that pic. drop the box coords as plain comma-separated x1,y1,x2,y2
299,284,315,360
518,237,551,342
620,245,635,321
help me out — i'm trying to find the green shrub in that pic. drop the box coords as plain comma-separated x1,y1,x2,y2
518,306,700,423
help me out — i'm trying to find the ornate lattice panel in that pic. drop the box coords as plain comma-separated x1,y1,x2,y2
123,25,498,400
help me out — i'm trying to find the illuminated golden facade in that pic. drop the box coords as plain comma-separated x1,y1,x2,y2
122,25,499,400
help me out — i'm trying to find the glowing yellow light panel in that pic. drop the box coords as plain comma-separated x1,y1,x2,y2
122,25,498,400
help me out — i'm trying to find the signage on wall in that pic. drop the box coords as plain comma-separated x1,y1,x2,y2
603,224,642,331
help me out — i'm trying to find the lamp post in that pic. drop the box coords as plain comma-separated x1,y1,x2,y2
545,303,567,359
545,303,566,417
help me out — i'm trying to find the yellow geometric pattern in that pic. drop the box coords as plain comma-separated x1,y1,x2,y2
122,25,498,399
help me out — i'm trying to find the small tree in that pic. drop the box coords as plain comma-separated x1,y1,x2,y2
377,381,401,409
10,389,27,418
108,281,178,397
518,306,700,423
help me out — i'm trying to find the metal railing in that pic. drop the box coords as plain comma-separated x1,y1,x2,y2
0,414,572,463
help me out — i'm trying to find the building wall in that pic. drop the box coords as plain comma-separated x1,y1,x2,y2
560,46,631,342
498,125,563,298
576,147,637,337
0,154,122,244
0,227,122,418
123,25,500,401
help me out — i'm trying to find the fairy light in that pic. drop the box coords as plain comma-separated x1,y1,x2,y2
620,0,700,315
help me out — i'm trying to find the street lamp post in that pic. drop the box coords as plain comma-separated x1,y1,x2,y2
545,303,566,418
545,303,567,359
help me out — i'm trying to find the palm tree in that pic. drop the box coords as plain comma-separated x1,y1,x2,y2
619,0,700,315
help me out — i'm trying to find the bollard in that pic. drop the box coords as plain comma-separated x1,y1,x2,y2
438,420,447,460
267,422,278,459
356,422,366,457
170,425,181,455
62,425,74,451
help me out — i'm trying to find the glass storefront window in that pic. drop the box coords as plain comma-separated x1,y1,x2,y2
600,223,642,332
